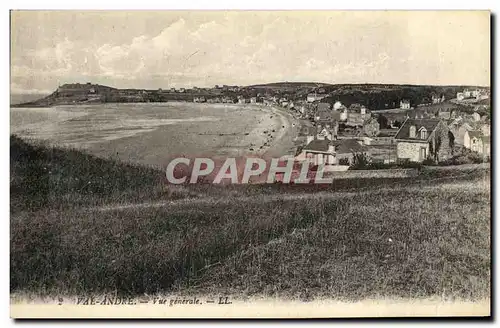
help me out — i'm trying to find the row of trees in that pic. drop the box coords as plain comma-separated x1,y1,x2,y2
321,86,465,110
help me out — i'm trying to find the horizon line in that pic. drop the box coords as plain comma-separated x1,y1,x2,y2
10,80,491,95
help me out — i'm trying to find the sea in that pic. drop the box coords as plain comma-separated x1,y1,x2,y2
9,101,277,168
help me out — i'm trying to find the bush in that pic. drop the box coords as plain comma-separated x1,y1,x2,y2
338,158,350,166
438,147,488,166
349,153,370,169
422,158,436,166
398,161,423,169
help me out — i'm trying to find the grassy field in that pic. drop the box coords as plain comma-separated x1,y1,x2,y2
10,135,491,301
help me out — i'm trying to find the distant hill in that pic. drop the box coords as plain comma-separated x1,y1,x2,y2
247,82,332,88
11,81,490,110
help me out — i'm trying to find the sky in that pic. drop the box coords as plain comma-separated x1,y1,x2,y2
10,10,490,93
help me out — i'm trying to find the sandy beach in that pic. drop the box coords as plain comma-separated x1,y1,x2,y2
10,102,300,169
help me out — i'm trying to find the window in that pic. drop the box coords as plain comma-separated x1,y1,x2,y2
420,147,427,161
409,125,416,138
420,129,427,139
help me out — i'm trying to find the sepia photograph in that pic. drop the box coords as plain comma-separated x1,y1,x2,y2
9,9,491,318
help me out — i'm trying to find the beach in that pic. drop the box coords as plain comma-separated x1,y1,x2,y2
10,102,300,169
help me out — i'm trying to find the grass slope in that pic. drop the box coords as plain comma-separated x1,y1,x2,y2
10,136,491,301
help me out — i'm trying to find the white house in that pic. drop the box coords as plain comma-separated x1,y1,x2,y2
400,100,411,109
333,101,343,111
464,130,482,150
306,93,328,103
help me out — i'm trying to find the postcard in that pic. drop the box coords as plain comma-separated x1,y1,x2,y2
10,10,491,318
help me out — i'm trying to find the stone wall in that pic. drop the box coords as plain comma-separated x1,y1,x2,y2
325,168,419,179
397,141,429,162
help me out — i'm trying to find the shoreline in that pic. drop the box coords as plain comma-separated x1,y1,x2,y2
235,103,300,158
10,102,302,168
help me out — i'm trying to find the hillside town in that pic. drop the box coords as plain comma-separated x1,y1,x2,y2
19,82,491,170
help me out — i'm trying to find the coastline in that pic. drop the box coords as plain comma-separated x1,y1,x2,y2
234,103,300,159
10,102,302,168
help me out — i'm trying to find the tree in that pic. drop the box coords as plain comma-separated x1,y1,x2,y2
377,114,389,129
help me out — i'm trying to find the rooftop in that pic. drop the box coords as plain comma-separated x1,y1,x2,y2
303,138,367,154
468,130,483,139
395,118,441,141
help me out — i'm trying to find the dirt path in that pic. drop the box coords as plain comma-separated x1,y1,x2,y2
93,176,488,213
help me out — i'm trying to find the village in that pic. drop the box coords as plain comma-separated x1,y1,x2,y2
192,85,492,170
288,87,491,170
32,82,491,171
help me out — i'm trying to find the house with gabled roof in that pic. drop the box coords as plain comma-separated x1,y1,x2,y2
300,138,368,166
315,107,340,138
463,129,490,156
394,118,453,163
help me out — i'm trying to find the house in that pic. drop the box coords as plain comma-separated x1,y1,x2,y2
333,101,344,111
464,131,490,156
306,93,328,103
250,97,257,104
314,108,340,138
400,100,411,109
301,139,335,165
207,97,221,103
453,122,474,146
472,112,481,121
457,92,465,101
223,85,240,92
300,137,368,166
318,102,331,111
346,104,372,127
263,99,274,106
332,139,369,165
464,88,481,99
438,109,451,120
464,130,482,150
432,94,445,104
315,107,341,129
316,126,334,140
340,108,348,121
394,118,453,163
222,96,236,103
193,96,206,103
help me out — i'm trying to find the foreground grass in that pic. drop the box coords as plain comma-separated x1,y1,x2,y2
10,136,490,301
10,135,489,212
